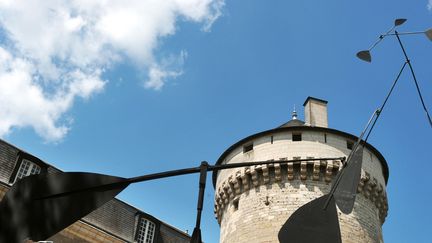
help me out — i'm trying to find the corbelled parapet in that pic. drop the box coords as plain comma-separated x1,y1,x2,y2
214,158,388,225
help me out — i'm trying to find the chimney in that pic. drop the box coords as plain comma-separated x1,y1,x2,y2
303,97,328,128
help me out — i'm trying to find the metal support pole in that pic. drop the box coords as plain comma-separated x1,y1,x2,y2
190,161,208,243
395,31,432,127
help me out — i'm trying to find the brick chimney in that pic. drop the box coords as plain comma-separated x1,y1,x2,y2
303,96,328,128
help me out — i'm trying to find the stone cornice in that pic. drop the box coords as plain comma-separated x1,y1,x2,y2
214,159,388,224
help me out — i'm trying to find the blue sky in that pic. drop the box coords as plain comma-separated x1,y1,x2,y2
1,1,431,242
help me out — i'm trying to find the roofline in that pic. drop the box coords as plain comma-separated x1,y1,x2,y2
212,126,389,187
303,96,328,106
0,138,58,169
160,221,191,238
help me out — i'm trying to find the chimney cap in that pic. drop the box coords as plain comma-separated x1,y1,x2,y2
303,96,328,106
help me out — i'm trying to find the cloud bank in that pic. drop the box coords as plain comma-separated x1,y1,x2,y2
0,0,224,142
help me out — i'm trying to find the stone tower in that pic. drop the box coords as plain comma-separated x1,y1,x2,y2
213,97,388,243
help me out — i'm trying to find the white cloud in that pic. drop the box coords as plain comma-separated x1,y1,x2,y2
0,0,224,141
144,50,188,90
429,0,432,10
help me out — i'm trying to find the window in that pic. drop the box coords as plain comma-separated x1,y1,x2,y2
9,151,47,184
270,136,274,144
347,141,354,150
324,133,327,143
292,133,302,141
14,159,41,183
137,218,156,243
233,198,239,211
243,143,253,153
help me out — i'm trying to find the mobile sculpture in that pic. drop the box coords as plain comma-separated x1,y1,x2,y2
0,157,344,243
278,18,432,243
0,19,430,243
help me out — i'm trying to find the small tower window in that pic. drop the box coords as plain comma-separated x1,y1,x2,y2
347,141,354,150
243,143,253,153
270,135,274,144
233,198,239,211
292,133,302,141
324,133,327,143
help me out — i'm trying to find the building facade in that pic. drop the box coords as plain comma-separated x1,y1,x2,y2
0,140,190,243
213,97,389,243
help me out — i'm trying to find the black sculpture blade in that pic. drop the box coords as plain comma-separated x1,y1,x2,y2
0,172,129,242
394,18,407,27
334,146,364,214
278,194,341,243
425,28,432,41
356,50,372,62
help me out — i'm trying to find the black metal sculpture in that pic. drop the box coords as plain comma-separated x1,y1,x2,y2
278,18,431,243
0,157,343,243
357,18,432,127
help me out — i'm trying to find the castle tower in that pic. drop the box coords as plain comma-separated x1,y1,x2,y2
213,97,388,243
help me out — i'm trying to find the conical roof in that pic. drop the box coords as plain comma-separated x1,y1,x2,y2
279,119,305,128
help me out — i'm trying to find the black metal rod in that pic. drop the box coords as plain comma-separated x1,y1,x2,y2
395,31,432,127
194,162,208,229
383,31,425,36
368,25,397,51
38,157,344,200
323,110,378,209
126,157,345,185
364,61,407,142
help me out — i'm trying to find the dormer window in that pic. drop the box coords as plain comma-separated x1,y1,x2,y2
137,218,156,243
9,151,47,184
14,159,41,183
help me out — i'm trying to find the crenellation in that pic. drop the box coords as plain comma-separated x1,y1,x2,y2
313,161,320,181
234,171,242,195
325,160,334,182
262,164,270,184
300,161,307,180
287,162,294,180
241,168,250,191
251,166,259,187
274,163,281,182
228,176,236,198
215,155,388,243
